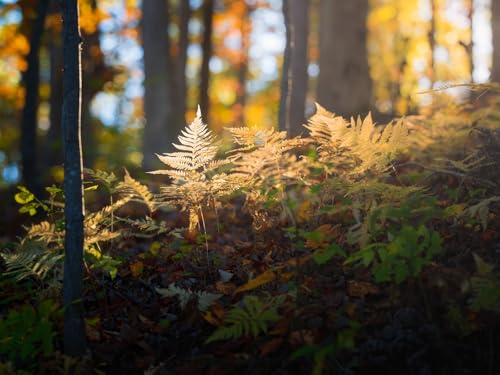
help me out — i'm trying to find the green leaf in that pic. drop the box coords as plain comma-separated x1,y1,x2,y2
313,244,344,265
15,188,34,204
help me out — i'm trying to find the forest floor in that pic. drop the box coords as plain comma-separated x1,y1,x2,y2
2,100,500,375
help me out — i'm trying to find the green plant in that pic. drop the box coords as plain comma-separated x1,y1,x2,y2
468,254,500,313
347,224,441,283
206,295,285,343
0,300,59,369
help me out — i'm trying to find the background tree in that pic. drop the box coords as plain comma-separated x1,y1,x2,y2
317,0,371,117
20,0,49,194
200,0,215,119
174,0,191,127
61,0,86,358
279,0,310,137
141,0,175,170
492,0,500,82
46,0,63,170
234,1,251,125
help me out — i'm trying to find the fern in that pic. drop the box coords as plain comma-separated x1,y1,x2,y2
149,107,233,235
0,240,63,282
116,169,155,213
306,104,409,176
155,283,222,312
206,295,285,343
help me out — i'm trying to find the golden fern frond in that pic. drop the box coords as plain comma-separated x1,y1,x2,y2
117,169,155,212
85,195,133,229
306,104,409,175
150,107,220,175
26,221,60,244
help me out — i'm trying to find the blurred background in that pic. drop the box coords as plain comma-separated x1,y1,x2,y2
0,0,498,191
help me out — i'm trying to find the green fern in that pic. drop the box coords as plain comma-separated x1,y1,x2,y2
1,240,63,282
206,295,285,343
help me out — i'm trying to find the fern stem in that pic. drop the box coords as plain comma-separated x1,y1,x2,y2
199,206,210,268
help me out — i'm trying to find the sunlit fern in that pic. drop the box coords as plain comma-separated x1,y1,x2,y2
227,126,307,230
205,295,285,343
149,107,234,236
306,103,409,176
1,192,134,284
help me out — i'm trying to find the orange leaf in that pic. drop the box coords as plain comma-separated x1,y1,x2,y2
130,261,144,277
234,268,281,295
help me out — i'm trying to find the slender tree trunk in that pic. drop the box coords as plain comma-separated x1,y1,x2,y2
47,40,64,167
20,0,49,194
317,0,371,117
176,0,190,126
279,0,310,136
141,0,174,169
492,0,500,82
234,3,250,126
61,0,86,358
279,0,291,132
200,0,214,119
47,0,64,169
429,0,437,87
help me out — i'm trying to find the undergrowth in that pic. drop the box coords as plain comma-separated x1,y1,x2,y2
1,92,500,374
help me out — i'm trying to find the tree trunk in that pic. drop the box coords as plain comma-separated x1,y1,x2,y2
234,3,250,126
429,0,437,87
279,0,310,137
175,0,190,126
20,0,49,194
492,0,500,82
61,0,86,358
317,0,371,117
47,0,64,169
279,0,291,133
141,0,174,170
200,0,214,120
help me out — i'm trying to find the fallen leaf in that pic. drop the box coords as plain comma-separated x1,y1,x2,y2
259,338,284,357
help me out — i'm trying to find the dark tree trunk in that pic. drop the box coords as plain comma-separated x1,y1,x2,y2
200,0,214,119
20,0,49,194
317,0,371,117
492,0,500,82
279,0,291,133
279,0,310,137
46,0,63,169
61,0,86,358
175,0,191,126
141,0,174,169
234,3,250,126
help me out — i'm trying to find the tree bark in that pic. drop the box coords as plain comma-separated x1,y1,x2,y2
234,2,250,126
492,0,500,82
61,0,86,358
46,0,63,170
279,0,291,133
317,0,371,117
175,0,191,126
20,0,49,194
141,0,174,170
279,0,310,137
200,0,214,120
